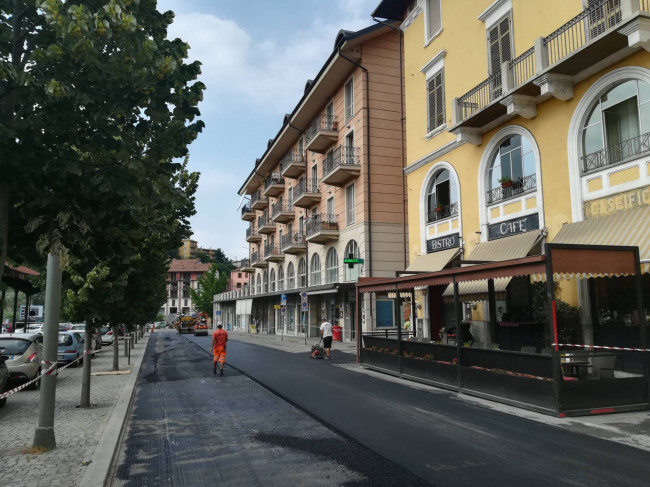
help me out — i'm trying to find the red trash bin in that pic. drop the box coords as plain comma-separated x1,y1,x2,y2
332,325,342,342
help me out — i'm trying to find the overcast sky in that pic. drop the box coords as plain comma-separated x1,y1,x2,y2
156,0,381,260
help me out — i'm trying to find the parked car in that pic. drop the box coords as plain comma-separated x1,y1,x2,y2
0,333,43,389
101,326,115,346
0,350,8,407
59,323,73,331
69,324,102,351
57,332,85,367
19,323,44,334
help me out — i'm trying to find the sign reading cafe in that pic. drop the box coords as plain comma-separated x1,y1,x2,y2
427,233,460,253
488,214,539,240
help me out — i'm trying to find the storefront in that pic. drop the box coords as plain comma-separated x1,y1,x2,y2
356,243,649,416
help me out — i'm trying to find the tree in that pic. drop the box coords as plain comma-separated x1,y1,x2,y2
190,263,227,317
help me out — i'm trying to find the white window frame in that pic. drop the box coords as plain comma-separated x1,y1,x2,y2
327,196,334,218
310,253,321,286
421,50,447,139
344,77,354,122
424,0,442,46
325,247,339,284
346,183,355,226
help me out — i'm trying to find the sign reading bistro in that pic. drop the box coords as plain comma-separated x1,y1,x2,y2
584,185,650,219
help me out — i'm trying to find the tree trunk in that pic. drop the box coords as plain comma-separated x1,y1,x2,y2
0,182,9,283
79,319,92,407
112,324,119,371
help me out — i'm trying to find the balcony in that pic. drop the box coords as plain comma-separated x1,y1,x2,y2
271,198,295,223
292,179,321,208
305,214,339,244
251,250,267,268
305,114,338,153
264,243,285,263
251,190,268,211
280,233,306,255
241,204,255,221
582,131,650,174
263,173,284,197
321,146,361,186
487,174,537,205
280,149,306,178
451,0,649,143
426,202,459,224
245,225,262,243
241,258,256,273
257,214,276,235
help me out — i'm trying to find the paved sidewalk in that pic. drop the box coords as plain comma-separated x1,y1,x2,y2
0,331,150,487
227,329,358,355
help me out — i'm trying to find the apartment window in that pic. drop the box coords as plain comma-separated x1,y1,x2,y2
327,196,334,218
298,216,304,236
426,169,458,222
425,0,442,42
344,240,360,282
488,135,535,193
278,265,284,291
346,183,355,226
298,258,306,287
256,274,261,294
344,78,354,122
582,79,650,171
427,69,445,132
298,137,304,153
326,101,334,129
236,283,241,289
287,262,295,289
184,299,188,306
311,165,318,184
311,253,321,285
238,273,242,278
325,247,339,284
172,300,175,307
288,186,293,206
487,14,513,98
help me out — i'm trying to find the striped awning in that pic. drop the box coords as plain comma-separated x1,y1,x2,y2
442,277,511,302
550,206,650,277
406,248,461,273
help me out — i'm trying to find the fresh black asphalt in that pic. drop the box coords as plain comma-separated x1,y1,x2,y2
112,332,650,486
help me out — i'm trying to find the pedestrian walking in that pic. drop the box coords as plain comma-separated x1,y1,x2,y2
211,323,228,375
320,318,333,360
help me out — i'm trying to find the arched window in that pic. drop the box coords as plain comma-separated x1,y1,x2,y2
325,247,338,283
486,135,536,204
263,271,268,293
344,240,360,281
426,169,458,222
582,79,650,172
310,253,321,285
287,262,295,289
270,268,276,292
297,258,306,287
256,274,261,295
278,266,284,291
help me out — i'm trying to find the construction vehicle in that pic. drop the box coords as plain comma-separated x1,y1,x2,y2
174,315,195,334
194,313,209,336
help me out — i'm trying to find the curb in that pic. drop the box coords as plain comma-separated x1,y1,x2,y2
79,334,151,487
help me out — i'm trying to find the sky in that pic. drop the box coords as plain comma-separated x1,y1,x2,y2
155,0,382,261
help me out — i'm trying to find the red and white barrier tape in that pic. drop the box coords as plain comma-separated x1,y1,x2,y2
552,343,650,352
0,349,97,400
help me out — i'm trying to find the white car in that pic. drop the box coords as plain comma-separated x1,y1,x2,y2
69,324,101,351
101,326,115,346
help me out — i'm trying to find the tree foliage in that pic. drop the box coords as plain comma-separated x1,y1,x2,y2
189,263,227,318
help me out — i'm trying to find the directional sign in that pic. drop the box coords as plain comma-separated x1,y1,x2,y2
281,294,287,305
216,311,221,315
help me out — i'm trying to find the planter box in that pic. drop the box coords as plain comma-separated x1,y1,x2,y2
401,356,459,388
361,349,400,373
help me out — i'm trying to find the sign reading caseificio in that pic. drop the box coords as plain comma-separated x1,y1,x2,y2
488,213,539,240
426,233,460,253
583,185,650,218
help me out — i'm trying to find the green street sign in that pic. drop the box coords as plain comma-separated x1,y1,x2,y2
344,258,364,268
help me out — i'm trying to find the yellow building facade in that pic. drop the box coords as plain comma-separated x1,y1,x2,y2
372,0,650,349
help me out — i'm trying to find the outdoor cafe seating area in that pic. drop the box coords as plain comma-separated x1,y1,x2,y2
356,244,650,416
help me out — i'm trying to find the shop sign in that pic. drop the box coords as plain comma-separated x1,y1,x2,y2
488,213,539,240
273,305,281,310
583,186,650,219
426,233,460,253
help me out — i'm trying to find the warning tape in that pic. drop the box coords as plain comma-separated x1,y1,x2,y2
0,349,97,400
552,343,650,352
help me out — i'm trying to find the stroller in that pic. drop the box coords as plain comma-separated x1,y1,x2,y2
310,338,325,359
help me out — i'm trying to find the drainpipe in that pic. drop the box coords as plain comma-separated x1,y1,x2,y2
338,47,372,278
372,18,407,270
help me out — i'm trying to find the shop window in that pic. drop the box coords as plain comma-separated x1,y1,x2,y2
278,266,284,291
298,258,306,287
287,262,295,289
270,269,276,292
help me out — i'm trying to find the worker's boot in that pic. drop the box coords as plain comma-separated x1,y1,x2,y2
220,369,224,376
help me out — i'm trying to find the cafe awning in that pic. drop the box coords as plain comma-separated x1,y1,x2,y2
406,248,460,273
442,277,511,302
551,206,650,275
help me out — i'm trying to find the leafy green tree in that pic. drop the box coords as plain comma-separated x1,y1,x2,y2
190,263,227,317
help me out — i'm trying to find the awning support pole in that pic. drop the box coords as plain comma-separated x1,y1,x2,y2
633,249,649,404
453,276,462,387
545,244,562,415
487,278,497,343
395,285,402,375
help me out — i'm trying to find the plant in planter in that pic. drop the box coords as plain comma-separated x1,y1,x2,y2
434,200,444,212
498,176,513,188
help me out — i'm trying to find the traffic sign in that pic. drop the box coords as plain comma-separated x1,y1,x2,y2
281,294,287,305
300,291,308,299
216,311,221,315
281,305,286,314
301,301,308,311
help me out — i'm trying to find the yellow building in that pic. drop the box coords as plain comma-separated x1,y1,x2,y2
178,239,198,259
359,0,650,414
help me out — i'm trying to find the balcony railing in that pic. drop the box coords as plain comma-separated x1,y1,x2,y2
251,250,262,264
258,214,269,228
245,226,255,239
271,199,293,218
323,146,360,176
306,114,338,144
263,173,283,190
293,178,319,201
280,233,305,250
486,174,537,204
457,72,502,121
251,191,262,205
544,0,622,66
509,47,535,87
305,213,338,238
426,202,459,224
582,131,650,173
241,204,252,216
280,150,306,173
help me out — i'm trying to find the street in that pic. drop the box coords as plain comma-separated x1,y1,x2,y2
112,331,650,486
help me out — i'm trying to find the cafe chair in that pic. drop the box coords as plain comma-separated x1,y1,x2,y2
540,347,552,355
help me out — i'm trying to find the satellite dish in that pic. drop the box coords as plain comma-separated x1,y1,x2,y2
236,194,248,210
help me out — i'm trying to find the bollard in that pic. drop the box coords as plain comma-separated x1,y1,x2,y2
128,339,131,365
123,337,129,357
